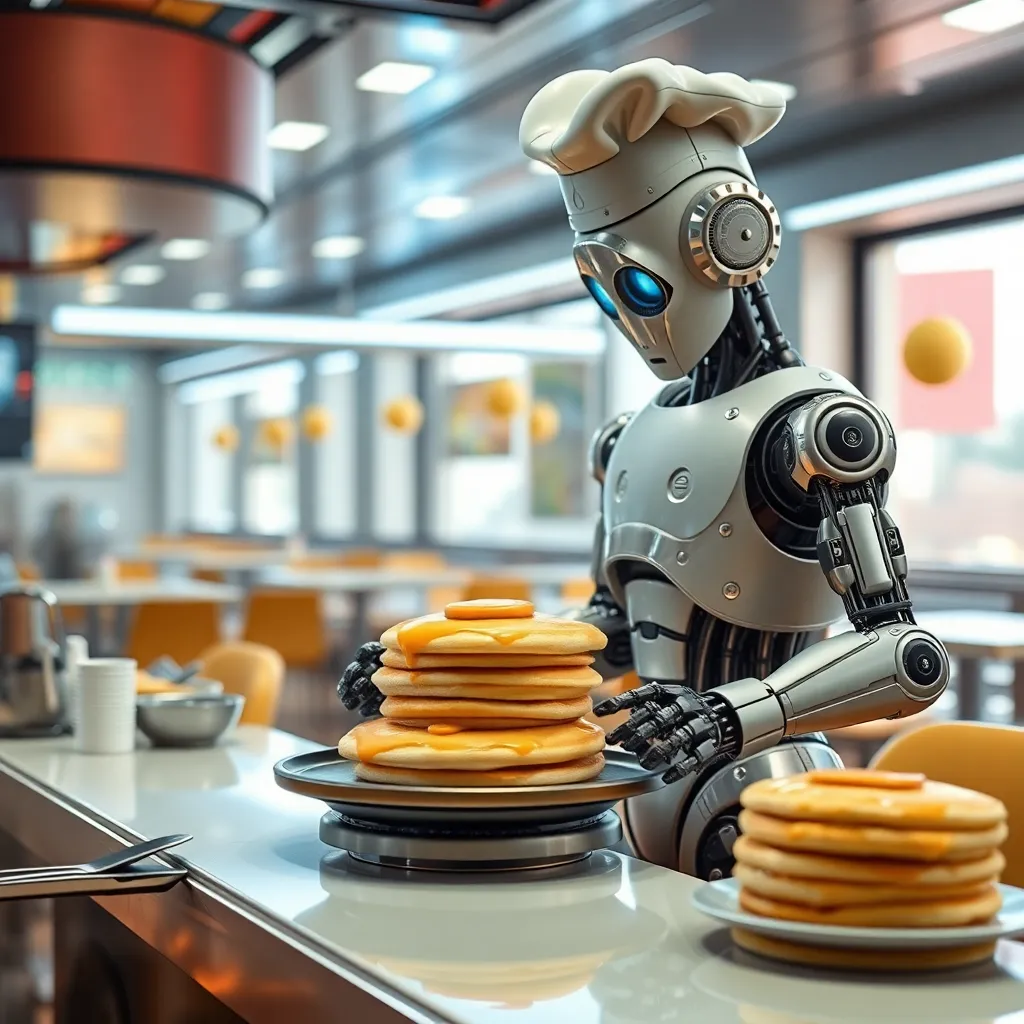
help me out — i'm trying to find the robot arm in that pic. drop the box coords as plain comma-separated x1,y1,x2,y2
598,393,949,783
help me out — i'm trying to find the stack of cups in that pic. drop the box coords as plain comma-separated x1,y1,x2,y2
75,658,137,755
64,635,89,735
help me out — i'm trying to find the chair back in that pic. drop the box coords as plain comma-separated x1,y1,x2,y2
116,559,158,581
126,601,222,669
199,641,285,726
871,721,1024,887
242,589,328,668
461,577,532,603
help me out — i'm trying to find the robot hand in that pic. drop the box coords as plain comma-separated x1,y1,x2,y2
337,641,386,717
595,683,740,784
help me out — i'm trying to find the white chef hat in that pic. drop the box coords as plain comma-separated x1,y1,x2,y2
520,58,786,232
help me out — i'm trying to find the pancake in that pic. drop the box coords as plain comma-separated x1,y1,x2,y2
730,928,997,971
732,863,996,908
739,884,1002,927
733,836,1005,886
381,694,593,729
380,650,595,670
339,718,606,770
354,753,605,787
380,612,607,659
444,599,535,620
741,770,1008,830
737,809,1009,862
372,664,600,700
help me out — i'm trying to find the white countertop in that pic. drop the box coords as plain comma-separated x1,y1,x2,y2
0,727,1021,1023
42,578,243,606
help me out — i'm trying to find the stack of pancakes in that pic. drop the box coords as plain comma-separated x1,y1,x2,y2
339,599,608,786
735,769,1007,930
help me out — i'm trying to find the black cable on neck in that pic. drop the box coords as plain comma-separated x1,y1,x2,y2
747,280,803,369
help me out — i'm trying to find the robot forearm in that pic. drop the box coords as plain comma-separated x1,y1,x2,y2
712,622,948,758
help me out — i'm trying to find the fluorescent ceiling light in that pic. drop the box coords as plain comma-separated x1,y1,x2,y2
414,195,471,219
178,360,306,405
942,0,1024,32
51,306,605,358
192,291,230,311
161,238,210,261
160,345,287,384
81,283,120,305
120,264,165,286
268,120,329,152
749,79,798,101
360,258,583,321
355,61,435,94
241,267,285,290
316,350,359,376
312,235,365,260
784,153,1024,231
528,160,559,176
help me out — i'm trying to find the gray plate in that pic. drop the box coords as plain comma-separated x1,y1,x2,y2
692,878,1024,950
273,747,663,831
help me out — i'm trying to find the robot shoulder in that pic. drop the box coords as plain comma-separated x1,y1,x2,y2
589,411,635,485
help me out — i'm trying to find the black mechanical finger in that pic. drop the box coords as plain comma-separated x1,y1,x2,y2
637,739,676,770
662,757,700,785
594,682,675,716
605,702,662,745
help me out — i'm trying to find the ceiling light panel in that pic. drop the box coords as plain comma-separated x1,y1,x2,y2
120,264,165,286
356,61,435,94
414,195,471,219
242,267,285,289
268,121,329,152
192,291,230,311
942,0,1024,32
161,238,210,261
312,235,365,259
81,283,121,305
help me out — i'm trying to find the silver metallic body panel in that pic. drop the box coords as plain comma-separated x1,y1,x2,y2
602,365,859,631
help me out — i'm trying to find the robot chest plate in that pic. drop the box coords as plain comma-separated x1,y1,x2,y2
602,366,860,631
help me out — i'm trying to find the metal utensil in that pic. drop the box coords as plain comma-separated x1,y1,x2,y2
18,832,190,882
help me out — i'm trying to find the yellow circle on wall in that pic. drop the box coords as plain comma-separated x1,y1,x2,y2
485,378,525,418
382,395,424,434
301,404,333,442
212,424,239,452
259,417,294,451
529,401,561,444
903,317,972,385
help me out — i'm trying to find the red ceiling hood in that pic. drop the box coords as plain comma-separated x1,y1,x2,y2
0,11,273,273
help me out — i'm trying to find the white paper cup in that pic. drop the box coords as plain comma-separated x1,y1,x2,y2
65,634,89,735
75,658,137,755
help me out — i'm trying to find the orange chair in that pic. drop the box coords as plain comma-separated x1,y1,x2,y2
116,559,158,581
562,578,595,605
460,577,532,603
126,601,222,669
198,641,285,727
241,589,328,668
871,721,1024,887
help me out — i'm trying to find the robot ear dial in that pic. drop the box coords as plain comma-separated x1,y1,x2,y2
683,181,782,288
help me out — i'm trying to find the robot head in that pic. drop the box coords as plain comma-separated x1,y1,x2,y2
520,60,787,380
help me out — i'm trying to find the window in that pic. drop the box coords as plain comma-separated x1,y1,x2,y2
188,396,235,532
865,215,1024,566
314,351,359,538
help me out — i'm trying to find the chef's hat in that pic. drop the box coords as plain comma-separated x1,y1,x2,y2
520,59,786,232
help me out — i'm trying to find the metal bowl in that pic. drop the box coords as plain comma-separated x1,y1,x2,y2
136,693,244,748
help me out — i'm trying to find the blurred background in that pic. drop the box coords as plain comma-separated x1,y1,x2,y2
3,0,1024,753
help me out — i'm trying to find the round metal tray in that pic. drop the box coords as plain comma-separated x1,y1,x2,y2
273,747,663,831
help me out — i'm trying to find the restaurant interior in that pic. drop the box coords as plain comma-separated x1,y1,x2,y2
2,0,1024,1020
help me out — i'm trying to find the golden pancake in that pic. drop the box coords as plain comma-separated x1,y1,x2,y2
372,664,600,700
444,599,535,620
380,650,595,670
733,863,995,908
739,884,1002,927
380,612,606,659
737,809,1009,862
730,928,996,971
733,836,1005,886
339,718,605,770
354,753,605,787
381,694,593,729
741,771,1007,830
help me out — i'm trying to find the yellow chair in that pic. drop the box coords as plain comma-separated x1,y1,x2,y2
460,577,532,603
199,641,285,727
870,721,1024,887
126,601,222,669
241,589,328,669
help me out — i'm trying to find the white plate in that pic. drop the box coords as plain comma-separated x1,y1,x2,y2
691,878,1024,950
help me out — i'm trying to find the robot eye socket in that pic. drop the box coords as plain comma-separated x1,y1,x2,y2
582,275,619,320
614,267,669,317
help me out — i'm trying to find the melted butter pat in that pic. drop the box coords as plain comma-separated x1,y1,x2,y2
395,614,544,658
426,724,463,735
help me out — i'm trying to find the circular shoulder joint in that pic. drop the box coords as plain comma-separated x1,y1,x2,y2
590,412,634,484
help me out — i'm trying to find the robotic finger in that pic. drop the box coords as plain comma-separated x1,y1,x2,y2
594,681,679,716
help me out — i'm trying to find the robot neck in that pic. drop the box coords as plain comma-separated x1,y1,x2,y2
666,282,803,405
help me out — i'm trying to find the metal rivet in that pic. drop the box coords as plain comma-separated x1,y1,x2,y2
889,627,901,636
819,372,832,381
723,582,740,600
709,868,724,880
725,407,739,420
733,765,747,781
719,523,732,538
647,186,654,194
676,551,688,565
604,208,610,216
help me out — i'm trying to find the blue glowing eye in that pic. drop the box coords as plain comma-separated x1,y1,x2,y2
615,266,669,317
582,275,619,319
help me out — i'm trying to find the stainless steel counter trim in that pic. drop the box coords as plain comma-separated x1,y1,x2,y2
0,752,451,1024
